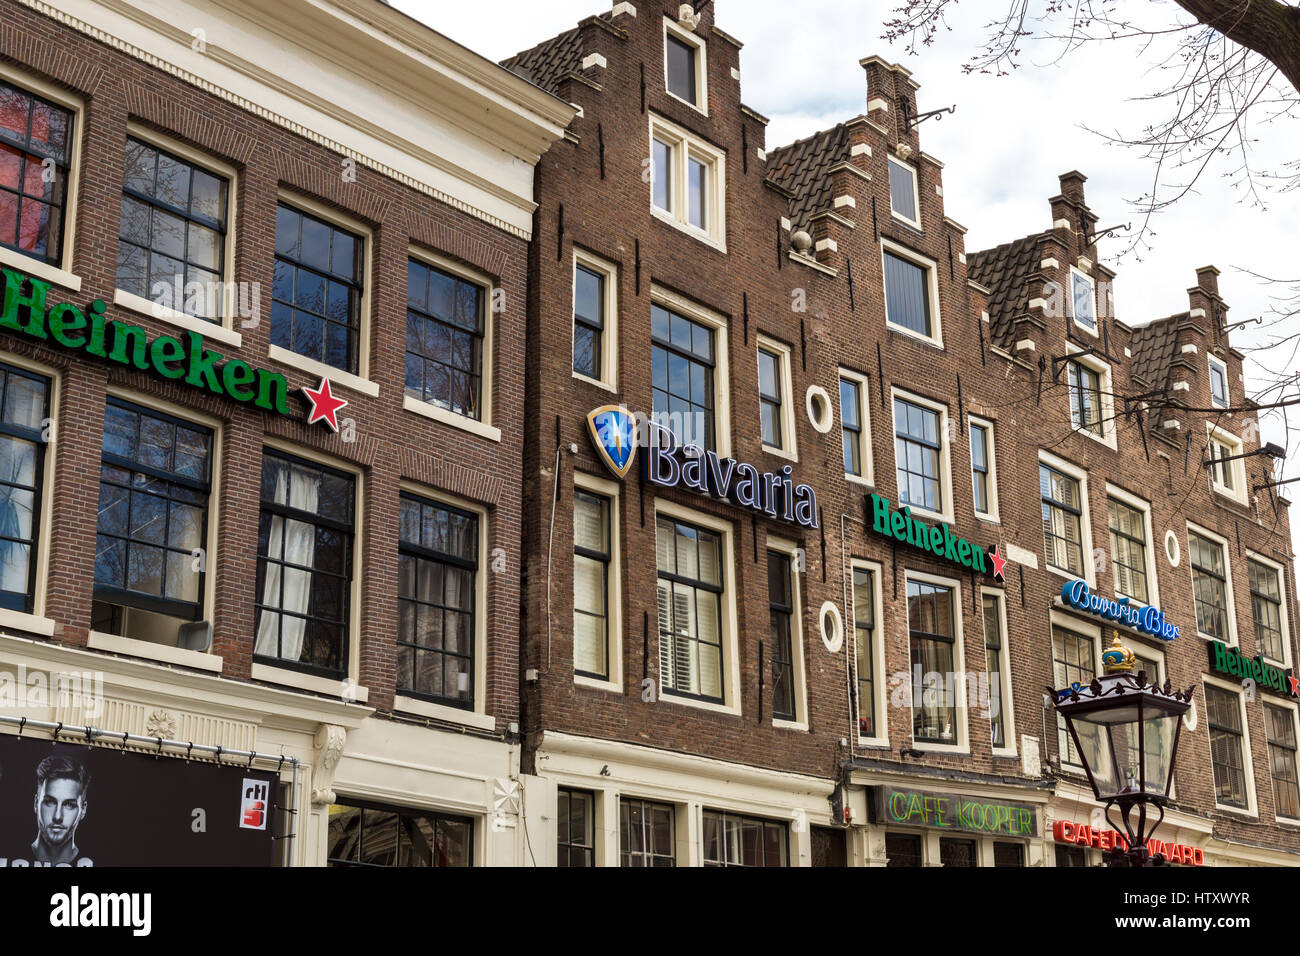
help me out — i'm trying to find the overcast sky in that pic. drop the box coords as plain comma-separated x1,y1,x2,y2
393,0,1297,453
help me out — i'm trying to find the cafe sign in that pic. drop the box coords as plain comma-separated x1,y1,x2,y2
1060,578,1180,642
1051,820,1204,866
0,268,347,431
1208,640,1299,698
871,786,1037,837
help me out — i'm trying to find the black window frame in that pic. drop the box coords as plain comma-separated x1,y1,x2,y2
1206,684,1248,810
405,255,488,421
894,396,944,515
117,135,229,322
1040,462,1085,575
0,362,48,614
993,842,1025,867
908,577,957,745
885,831,923,867
1248,558,1285,663
1264,703,1300,820
651,303,716,452
396,492,479,708
94,398,213,622
573,488,611,681
767,548,796,722
326,798,472,868
939,837,978,867
701,809,789,867
1107,496,1150,604
572,262,605,381
1067,360,1104,436
271,201,364,375
0,79,74,268
619,798,676,867
557,787,596,867
655,515,725,704
253,449,355,678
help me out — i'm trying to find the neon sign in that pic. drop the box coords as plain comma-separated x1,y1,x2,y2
867,494,1007,580
873,787,1037,837
1208,641,1299,698
1051,820,1204,866
1060,579,1180,641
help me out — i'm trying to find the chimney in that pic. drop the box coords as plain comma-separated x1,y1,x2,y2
860,55,920,148
1050,171,1091,254
1058,171,1087,205
1195,265,1221,299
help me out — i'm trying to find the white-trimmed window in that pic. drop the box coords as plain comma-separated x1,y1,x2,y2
756,336,796,459
116,125,239,342
1208,354,1229,409
981,588,1015,755
1204,677,1256,814
887,156,921,229
1206,423,1246,504
1264,702,1300,822
1106,485,1157,606
654,499,739,714
1051,620,1100,767
839,369,872,484
1065,350,1114,448
0,357,52,620
0,66,83,290
649,114,726,249
1040,451,1093,581
767,536,808,727
969,416,998,521
1069,266,1097,334
663,18,707,113
853,560,885,745
882,238,942,346
1188,523,1237,645
572,248,618,390
574,471,622,690
651,285,730,456
1247,553,1289,666
907,571,967,752
892,388,952,522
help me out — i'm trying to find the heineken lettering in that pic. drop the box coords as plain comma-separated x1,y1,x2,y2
1060,578,1180,642
1208,640,1300,697
0,268,289,415
643,420,819,529
868,494,996,576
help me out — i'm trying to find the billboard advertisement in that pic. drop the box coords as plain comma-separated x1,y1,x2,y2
0,737,279,866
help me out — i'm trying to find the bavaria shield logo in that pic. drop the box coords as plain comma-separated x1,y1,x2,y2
587,405,637,479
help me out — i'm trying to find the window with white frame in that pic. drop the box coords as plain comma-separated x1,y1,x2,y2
702,810,788,867
766,542,806,724
649,115,725,247
572,250,618,388
1107,493,1151,604
1189,528,1233,643
1069,267,1097,332
1052,625,1097,765
1040,457,1088,577
882,240,941,344
894,391,949,519
888,156,921,228
839,369,871,482
1265,703,1300,820
982,590,1012,751
0,75,77,270
650,288,729,456
663,19,706,112
757,337,796,457
406,251,491,423
908,575,960,746
656,513,725,703
1067,359,1106,438
1248,556,1287,664
1206,425,1245,502
853,564,880,740
969,417,998,520
1208,354,1229,409
1206,682,1250,810
573,471,621,688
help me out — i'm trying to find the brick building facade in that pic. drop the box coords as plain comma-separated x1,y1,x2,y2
0,0,573,865
508,1,1300,866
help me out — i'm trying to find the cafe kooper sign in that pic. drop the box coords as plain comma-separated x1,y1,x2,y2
0,268,347,430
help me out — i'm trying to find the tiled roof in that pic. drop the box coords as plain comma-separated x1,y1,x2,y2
1129,314,1184,391
765,124,849,235
966,233,1044,350
501,27,584,95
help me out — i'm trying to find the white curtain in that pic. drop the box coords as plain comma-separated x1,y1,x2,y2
255,464,319,662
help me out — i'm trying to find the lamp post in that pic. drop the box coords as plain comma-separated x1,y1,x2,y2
1048,632,1197,867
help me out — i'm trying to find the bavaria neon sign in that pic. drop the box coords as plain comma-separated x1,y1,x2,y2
1060,579,1180,641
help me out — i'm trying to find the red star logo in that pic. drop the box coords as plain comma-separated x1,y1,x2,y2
988,544,1009,582
301,377,348,432
1288,672,1298,697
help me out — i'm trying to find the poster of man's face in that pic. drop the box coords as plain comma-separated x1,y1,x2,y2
32,756,89,864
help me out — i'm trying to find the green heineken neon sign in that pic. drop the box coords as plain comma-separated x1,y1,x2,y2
868,494,1007,580
0,268,348,430
1208,640,1299,698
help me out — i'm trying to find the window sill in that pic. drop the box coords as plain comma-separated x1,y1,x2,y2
845,473,875,489
1197,632,1236,648
1071,320,1100,339
574,674,622,693
885,323,943,350
665,89,708,117
858,736,890,749
1210,486,1250,509
571,370,619,393
660,691,740,717
650,207,727,254
250,661,369,701
900,503,954,527
1075,425,1117,452
891,212,922,232
267,345,379,397
0,607,57,637
991,747,1019,760
114,289,243,349
911,741,968,755
772,717,808,732
393,695,495,730
1047,564,1090,587
403,395,501,442
0,248,82,294
973,512,1001,525
88,630,222,673
762,443,798,463
1213,804,1258,821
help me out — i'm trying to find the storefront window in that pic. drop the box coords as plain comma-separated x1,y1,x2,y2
885,832,923,867
1055,844,1087,867
327,801,471,867
557,788,595,867
993,842,1024,867
620,798,675,867
939,837,977,867
702,810,788,866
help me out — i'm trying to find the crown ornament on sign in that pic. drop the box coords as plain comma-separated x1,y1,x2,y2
1101,630,1137,675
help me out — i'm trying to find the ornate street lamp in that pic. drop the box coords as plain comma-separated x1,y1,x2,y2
1048,632,1197,867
